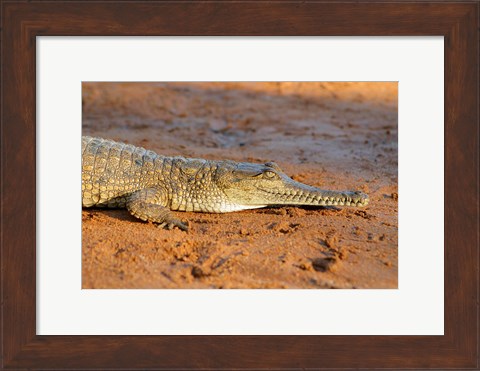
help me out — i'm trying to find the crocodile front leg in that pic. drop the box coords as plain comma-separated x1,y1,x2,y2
126,188,189,231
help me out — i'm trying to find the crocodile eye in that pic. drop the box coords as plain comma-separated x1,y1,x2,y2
264,171,276,179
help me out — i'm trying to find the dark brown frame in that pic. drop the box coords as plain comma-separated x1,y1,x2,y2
1,1,478,369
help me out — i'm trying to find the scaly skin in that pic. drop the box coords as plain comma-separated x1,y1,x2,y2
82,136,369,231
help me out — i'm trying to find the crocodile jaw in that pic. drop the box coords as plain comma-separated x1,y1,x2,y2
254,185,370,208
211,191,369,212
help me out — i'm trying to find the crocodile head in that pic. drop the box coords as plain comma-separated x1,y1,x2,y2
213,161,369,212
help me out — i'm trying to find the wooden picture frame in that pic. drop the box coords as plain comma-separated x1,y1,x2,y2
1,1,478,369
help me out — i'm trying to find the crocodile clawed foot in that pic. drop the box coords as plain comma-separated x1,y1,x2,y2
157,219,189,232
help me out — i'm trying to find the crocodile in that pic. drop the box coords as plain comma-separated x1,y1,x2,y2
82,136,369,231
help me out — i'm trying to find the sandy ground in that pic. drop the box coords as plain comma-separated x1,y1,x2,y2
82,82,398,289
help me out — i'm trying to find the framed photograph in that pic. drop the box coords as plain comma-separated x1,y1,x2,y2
1,1,478,369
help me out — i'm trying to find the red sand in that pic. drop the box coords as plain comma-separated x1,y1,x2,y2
82,82,398,289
